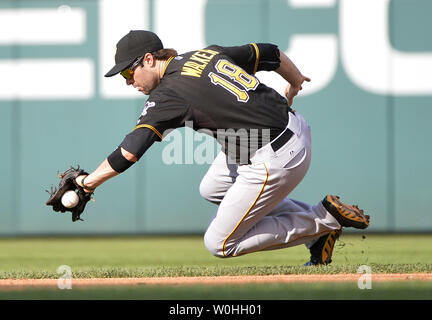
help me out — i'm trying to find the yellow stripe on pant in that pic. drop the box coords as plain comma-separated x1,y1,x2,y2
222,163,269,257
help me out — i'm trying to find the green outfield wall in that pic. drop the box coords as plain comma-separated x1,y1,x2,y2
0,0,431,235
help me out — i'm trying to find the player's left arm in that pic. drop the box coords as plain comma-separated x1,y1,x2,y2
75,127,158,192
75,147,136,192
75,98,187,192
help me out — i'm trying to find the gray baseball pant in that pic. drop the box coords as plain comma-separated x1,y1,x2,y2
200,112,341,257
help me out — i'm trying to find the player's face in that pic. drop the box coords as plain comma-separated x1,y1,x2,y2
131,65,159,95
126,54,160,95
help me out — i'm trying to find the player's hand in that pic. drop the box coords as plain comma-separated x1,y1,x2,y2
75,175,87,187
45,167,93,222
75,174,94,194
285,75,311,107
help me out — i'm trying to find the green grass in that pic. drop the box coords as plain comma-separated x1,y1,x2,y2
0,234,431,278
2,281,432,300
1,234,432,300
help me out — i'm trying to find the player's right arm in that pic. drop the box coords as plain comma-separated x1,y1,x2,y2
214,43,281,75
275,50,311,107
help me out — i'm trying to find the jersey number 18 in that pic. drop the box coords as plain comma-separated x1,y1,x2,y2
209,59,259,103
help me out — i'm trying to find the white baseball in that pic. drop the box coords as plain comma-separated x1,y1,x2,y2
61,190,79,208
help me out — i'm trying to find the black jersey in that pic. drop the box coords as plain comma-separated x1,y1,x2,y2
119,43,292,164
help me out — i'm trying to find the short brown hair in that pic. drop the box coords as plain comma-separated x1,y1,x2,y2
151,48,178,60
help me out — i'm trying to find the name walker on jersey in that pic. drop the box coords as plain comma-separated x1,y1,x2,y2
181,49,219,78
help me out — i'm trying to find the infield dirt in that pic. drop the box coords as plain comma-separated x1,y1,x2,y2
1,273,432,289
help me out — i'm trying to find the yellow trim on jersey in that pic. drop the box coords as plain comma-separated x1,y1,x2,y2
134,124,163,140
161,56,175,77
222,163,269,257
250,43,260,74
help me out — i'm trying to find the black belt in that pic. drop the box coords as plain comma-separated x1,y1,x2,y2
270,127,294,152
270,111,295,152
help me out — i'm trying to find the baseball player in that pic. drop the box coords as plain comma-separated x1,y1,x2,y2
54,30,370,265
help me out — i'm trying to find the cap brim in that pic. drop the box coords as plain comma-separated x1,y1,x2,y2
104,60,134,77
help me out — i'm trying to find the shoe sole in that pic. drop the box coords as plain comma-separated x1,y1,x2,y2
323,195,370,229
320,228,342,264
304,228,342,266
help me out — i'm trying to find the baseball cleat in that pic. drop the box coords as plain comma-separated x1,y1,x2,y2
322,195,370,229
304,228,342,266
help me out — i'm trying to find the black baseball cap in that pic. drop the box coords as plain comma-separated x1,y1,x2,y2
104,30,163,77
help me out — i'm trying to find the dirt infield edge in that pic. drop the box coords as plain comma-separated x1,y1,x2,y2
1,273,432,289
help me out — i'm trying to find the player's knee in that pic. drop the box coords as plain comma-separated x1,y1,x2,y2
203,231,230,258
